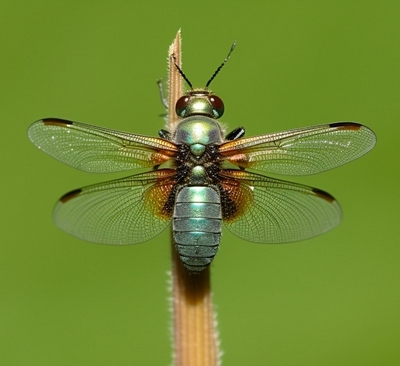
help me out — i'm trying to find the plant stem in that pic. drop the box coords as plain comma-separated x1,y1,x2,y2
168,30,221,366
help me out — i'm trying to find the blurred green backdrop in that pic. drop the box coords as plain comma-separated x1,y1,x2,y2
1,1,399,365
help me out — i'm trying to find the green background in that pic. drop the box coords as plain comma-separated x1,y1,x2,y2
1,1,399,365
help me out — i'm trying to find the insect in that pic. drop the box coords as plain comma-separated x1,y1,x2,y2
28,45,376,272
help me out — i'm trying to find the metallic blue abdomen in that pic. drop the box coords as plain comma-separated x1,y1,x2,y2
173,186,222,272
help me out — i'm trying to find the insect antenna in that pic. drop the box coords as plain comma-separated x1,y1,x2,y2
171,53,193,89
205,42,236,88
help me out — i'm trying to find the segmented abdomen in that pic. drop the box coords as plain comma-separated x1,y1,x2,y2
173,186,222,272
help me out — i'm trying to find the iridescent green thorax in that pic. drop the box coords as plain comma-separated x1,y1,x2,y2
173,117,224,147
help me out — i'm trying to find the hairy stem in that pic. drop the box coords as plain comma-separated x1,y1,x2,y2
168,30,221,366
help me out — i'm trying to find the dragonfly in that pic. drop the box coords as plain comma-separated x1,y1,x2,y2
28,45,376,272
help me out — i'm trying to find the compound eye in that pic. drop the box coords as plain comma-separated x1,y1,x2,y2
209,95,224,118
175,95,190,117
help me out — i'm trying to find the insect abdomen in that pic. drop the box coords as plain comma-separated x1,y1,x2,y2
173,186,222,272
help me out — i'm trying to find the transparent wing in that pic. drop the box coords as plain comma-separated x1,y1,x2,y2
219,170,342,243
219,122,376,175
28,118,178,173
53,169,176,244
